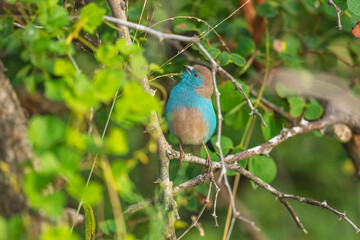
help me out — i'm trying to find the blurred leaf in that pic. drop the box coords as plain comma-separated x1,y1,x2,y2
305,98,323,120
288,97,305,117
201,135,233,160
67,176,103,205
62,73,99,112
54,59,75,76
207,47,221,58
114,82,161,125
261,112,284,141
0,18,13,38
186,195,198,212
218,81,247,112
106,127,129,155
41,192,66,217
99,220,116,236
257,3,278,18
130,53,148,80
249,155,277,185
39,152,60,174
230,53,246,66
217,52,231,66
80,3,106,34
275,83,289,98
22,24,38,43
0,217,7,240
29,115,66,151
38,3,69,32
174,220,189,229
93,69,127,102
174,22,200,34
83,202,96,240
236,37,256,57
41,226,80,240
282,0,301,16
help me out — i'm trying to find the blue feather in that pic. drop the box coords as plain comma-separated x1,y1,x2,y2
166,67,216,144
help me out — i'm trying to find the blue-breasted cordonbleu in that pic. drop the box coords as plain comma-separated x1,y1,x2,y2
165,65,216,164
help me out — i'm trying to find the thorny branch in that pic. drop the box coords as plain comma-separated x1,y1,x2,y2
125,115,360,234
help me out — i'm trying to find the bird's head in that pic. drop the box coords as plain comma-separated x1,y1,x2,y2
181,65,214,98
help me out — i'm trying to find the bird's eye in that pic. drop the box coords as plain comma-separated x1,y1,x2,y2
194,74,199,78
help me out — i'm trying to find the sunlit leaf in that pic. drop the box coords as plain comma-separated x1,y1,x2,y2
217,52,231,66
80,3,106,34
83,202,96,240
41,226,80,240
207,47,221,59
106,127,129,155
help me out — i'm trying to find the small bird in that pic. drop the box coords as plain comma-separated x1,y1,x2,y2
166,65,217,165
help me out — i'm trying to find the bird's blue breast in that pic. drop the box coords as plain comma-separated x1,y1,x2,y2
166,82,216,144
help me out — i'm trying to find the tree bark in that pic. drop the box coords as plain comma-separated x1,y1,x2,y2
0,60,32,217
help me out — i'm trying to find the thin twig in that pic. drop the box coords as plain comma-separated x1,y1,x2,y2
327,0,342,30
209,171,220,227
177,182,213,240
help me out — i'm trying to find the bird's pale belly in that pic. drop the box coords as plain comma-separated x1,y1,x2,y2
170,107,208,145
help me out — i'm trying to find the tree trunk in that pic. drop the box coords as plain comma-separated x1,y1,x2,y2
0,60,32,217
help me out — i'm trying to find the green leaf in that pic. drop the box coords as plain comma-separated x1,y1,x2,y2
282,0,301,16
80,3,106,34
38,3,69,32
41,192,66,217
230,53,246,66
62,73,99,113
114,82,161,125
39,152,60,174
217,52,231,66
207,47,221,59
99,220,116,235
130,53,148,80
41,226,80,240
93,69,127,102
54,58,75,76
218,80,247,112
174,22,200,34
83,203,96,240
275,83,290,98
201,136,233,160
304,98,323,120
261,112,284,141
236,37,255,57
29,115,66,150
348,0,360,15
22,24,38,42
106,127,129,155
256,3,278,18
249,156,277,184
0,217,7,240
288,97,305,117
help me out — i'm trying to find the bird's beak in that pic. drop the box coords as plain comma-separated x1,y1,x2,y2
184,65,194,74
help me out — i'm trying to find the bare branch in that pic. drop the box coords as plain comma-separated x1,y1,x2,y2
106,0,131,41
177,182,213,240
225,115,345,164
